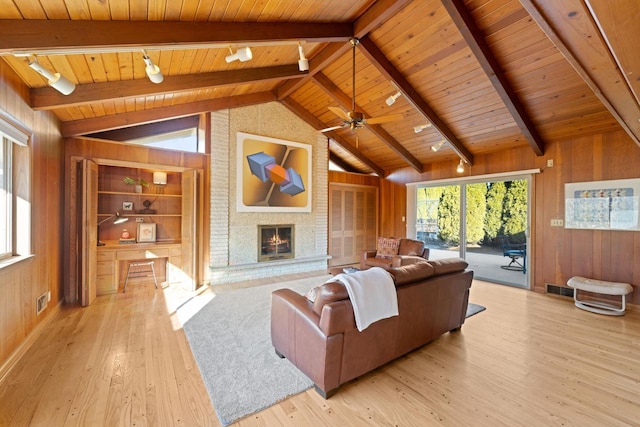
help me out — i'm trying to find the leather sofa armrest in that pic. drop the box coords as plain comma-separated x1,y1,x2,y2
271,289,324,355
360,249,378,269
391,255,427,268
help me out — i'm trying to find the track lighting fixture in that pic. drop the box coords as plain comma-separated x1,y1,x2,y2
297,43,309,71
413,123,432,133
27,56,75,95
142,50,163,84
456,159,465,173
431,139,446,152
225,46,253,63
385,91,402,106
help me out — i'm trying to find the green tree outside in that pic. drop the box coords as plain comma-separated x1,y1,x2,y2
502,179,528,239
438,185,460,244
465,183,487,244
484,181,507,240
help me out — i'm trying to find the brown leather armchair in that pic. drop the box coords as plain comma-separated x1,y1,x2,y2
361,237,429,270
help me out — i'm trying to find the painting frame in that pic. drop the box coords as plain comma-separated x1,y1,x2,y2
236,132,312,212
137,223,157,243
565,178,640,231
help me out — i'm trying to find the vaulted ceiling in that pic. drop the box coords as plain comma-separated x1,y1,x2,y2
1,0,639,176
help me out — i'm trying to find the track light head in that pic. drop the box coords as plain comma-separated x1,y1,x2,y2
413,123,432,133
297,44,309,71
385,91,402,106
431,139,446,152
225,46,253,63
456,159,465,173
28,57,76,95
142,51,164,84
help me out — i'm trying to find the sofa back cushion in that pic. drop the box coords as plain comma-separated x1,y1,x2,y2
429,258,468,275
398,238,425,256
312,281,349,315
389,261,435,286
376,237,400,258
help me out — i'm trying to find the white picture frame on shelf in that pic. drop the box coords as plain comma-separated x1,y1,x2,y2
137,223,156,242
122,201,134,211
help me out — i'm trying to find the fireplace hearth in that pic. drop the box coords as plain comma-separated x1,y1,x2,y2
258,225,294,262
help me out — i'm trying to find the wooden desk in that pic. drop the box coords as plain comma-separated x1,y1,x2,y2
96,241,182,294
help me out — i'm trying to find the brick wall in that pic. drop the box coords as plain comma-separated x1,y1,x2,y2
209,102,328,284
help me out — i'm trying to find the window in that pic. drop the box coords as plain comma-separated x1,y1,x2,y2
0,116,31,263
0,136,11,258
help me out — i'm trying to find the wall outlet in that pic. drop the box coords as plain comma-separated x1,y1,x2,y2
136,217,144,223
550,219,563,227
547,159,554,167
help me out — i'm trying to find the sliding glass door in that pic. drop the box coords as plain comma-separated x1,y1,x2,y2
414,176,530,288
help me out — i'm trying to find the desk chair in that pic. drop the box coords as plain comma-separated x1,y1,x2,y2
123,260,158,292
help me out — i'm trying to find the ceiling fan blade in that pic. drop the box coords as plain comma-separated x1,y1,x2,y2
328,106,350,121
320,124,346,133
364,113,404,125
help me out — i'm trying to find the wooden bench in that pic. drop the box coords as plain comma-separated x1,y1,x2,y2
567,276,633,316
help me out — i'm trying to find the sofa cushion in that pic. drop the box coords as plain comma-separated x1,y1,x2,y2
312,281,349,315
376,237,400,258
388,261,435,286
429,258,468,275
398,238,425,256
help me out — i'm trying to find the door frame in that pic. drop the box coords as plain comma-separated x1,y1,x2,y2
406,169,539,290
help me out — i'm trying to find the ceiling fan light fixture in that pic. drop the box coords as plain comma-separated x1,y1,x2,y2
385,91,402,106
456,159,465,173
27,56,76,95
414,123,432,133
225,46,253,63
297,43,309,72
431,139,446,152
142,51,164,84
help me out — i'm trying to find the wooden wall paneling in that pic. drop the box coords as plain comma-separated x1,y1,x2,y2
0,61,64,374
385,130,640,306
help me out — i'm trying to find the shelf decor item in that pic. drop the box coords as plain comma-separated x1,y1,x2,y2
137,223,156,243
123,176,149,193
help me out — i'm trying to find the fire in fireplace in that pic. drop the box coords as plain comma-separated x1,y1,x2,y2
258,225,294,262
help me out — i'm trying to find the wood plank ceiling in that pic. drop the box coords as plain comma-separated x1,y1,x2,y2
1,0,639,176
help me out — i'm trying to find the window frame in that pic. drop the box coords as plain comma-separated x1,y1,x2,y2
0,114,32,266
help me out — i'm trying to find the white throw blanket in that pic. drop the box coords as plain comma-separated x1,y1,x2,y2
331,267,399,331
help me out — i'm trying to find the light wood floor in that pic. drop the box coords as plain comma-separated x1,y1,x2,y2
1,273,639,426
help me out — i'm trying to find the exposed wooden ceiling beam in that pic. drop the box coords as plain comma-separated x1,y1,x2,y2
280,97,386,177
0,20,351,53
442,0,545,156
33,64,304,110
358,35,474,165
277,0,411,99
62,91,276,137
520,0,640,148
312,72,424,172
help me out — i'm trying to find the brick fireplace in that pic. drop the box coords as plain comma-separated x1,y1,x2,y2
208,103,329,284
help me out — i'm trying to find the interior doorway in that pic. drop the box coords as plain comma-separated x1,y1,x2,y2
411,176,531,288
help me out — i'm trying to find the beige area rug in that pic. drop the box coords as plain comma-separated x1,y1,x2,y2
180,275,325,426
180,274,486,426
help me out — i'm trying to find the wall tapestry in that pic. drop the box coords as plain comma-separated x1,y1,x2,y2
565,178,640,230
237,132,311,212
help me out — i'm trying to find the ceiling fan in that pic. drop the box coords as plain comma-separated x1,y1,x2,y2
321,38,403,133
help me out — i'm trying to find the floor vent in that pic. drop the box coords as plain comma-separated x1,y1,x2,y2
36,292,48,315
546,283,574,298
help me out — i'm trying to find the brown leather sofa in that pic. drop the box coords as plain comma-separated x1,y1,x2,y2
270,258,473,398
360,237,430,270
